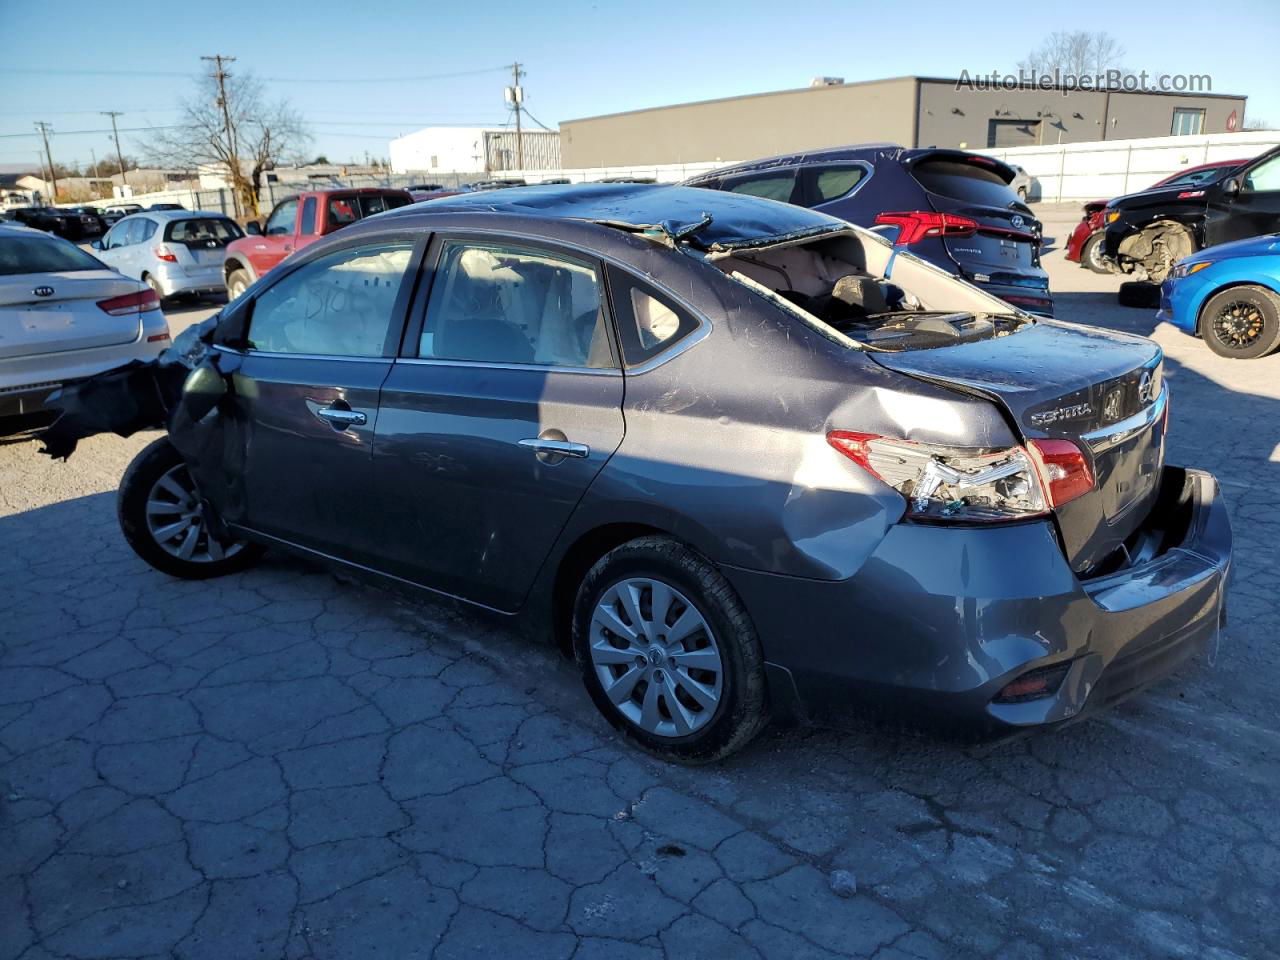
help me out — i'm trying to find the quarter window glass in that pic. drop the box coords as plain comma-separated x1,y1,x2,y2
814,166,867,203
265,200,297,236
606,266,700,367
299,198,317,235
724,172,798,203
247,241,414,357
1244,156,1280,193
420,242,612,368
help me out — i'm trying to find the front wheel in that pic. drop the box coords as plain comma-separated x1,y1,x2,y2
1200,286,1280,359
1081,233,1111,275
572,536,768,763
118,437,264,579
226,268,251,301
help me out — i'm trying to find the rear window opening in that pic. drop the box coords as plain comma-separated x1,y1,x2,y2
709,229,1032,351
164,218,243,248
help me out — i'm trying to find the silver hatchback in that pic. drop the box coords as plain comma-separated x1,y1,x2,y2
92,211,242,301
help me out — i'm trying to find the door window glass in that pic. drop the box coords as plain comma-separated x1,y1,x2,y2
299,197,317,235
419,241,612,368
264,199,298,236
1244,155,1280,193
723,171,798,203
813,165,868,203
247,241,414,357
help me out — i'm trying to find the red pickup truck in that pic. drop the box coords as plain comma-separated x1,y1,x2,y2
222,188,412,299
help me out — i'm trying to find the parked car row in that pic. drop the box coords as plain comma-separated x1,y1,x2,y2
34,183,1230,761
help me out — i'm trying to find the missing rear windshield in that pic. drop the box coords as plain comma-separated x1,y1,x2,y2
714,231,1031,351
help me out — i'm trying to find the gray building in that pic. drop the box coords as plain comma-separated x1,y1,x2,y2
560,76,1247,168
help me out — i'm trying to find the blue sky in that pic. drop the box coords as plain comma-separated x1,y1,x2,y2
2,0,1277,171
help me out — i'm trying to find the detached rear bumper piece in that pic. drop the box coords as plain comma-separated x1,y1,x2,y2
723,465,1230,736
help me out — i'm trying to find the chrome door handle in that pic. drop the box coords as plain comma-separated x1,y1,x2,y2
316,406,367,428
519,438,590,459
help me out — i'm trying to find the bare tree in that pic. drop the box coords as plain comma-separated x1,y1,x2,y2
1242,115,1274,132
1018,31,1127,79
144,70,310,216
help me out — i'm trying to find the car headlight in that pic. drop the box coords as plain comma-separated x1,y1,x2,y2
1171,261,1214,279
827,432,1093,524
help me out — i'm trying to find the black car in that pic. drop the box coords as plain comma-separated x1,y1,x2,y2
4,206,98,240
67,206,106,236
146,203,186,211
685,144,1051,316
1102,146,1280,284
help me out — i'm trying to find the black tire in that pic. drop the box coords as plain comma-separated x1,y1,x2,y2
1117,281,1160,309
226,268,251,301
572,536,768,763
1081,233,1111,274
1200,286,1280,360
118,437,264,579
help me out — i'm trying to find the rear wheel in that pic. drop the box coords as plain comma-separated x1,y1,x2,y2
118,437,264,579
1200,286,1280,359
143,274,169,305
1081,233,1110,274
572,536,768,763
226,268,251,301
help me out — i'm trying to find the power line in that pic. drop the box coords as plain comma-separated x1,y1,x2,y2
0,125,180,140
0,65,509,84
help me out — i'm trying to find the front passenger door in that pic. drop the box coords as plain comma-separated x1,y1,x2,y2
249,198,300,275
222,236,423,564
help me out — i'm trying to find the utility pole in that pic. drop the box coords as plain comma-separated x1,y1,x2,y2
506,63,525,170
202,54,242,217
101,111,128,193
34,122,57,202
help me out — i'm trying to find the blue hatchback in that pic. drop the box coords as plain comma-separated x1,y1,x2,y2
1159,233,1280,359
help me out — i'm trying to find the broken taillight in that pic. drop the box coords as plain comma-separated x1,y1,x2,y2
874,211,978,246
97,289,161,316
827,431,1095,522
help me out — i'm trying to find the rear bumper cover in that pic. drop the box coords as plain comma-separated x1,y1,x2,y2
723,465,1230,735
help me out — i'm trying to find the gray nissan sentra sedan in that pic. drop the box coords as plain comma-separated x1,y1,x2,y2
42,184,1232,762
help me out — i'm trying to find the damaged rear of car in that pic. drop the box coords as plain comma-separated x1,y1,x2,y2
41,184,1230,759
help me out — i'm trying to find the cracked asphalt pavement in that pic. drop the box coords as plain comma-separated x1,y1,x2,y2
3,212,1279,959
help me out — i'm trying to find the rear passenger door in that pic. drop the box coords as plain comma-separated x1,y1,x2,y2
372,236,625,610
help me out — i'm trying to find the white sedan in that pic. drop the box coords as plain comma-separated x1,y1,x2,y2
1,224,171,437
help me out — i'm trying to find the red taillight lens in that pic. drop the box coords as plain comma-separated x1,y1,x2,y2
97,288,161,316
153,244,177,262
1027,438,1093,507
874,211,978,246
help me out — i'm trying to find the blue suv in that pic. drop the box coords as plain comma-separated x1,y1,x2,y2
685,144,1052,315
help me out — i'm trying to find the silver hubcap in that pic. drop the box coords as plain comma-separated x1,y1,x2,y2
145,464,243,563
589,577,724,738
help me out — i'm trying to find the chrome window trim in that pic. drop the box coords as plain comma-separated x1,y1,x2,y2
395,357,621,377
215,345,389,363
421,226,713,374
1082,387,1168,453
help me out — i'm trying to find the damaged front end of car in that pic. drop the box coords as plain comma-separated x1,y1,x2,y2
39,314,248,540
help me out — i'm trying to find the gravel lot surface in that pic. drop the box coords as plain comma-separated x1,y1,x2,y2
2,208,1278,959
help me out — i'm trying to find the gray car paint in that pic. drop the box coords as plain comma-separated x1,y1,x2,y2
43,185,1232,734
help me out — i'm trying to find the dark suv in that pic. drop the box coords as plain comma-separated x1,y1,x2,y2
685,144,1051,316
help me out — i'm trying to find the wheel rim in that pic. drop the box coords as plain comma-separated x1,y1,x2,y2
1087,238,1106,271
1211,300,1265,350
588,577,724,738
145,463,243,563
146,276,162,298
228,277,244,299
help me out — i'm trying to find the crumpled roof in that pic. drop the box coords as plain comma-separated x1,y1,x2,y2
393,182,851,251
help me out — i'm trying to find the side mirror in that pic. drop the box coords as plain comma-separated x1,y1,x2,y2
1222,177,1241,197
90,239,104,251
245,220,262,236
181,359,228,422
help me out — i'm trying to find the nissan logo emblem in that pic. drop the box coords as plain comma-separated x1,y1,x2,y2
1010,215,1025,229
33,286,54,297
1138,370,1156,404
